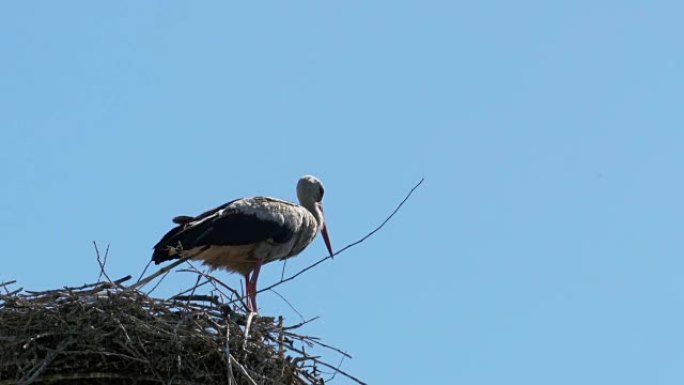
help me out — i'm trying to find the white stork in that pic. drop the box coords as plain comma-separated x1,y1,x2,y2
152,175,333,312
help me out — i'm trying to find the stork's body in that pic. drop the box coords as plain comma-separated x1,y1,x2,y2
152,176,332,312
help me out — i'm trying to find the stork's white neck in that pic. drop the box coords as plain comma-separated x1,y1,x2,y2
299,199,324,230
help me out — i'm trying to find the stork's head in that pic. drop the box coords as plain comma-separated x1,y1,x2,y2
297,175,333,257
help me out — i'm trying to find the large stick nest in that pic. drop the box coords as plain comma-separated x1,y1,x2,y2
0,273,357,385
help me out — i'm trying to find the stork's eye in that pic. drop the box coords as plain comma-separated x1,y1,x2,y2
318,185,325,200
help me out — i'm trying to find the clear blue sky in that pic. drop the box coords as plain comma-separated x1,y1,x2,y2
2,2,683,384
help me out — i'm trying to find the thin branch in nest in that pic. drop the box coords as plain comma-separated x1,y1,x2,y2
225,318,236,385
183,274,204,312
145,267,172,296
136,259,154,283
327,355,347,382
127,255,192,290
296,336,352,359
176,266,248,311
283,316,320,331
288,344,367,385
93,241,113,285
278,316,284,361
172,280,212,298
1,281,18,296
281,259,288,280
270,288,305,322
229,354,258,385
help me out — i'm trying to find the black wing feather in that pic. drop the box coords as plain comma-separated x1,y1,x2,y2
152,198,296,264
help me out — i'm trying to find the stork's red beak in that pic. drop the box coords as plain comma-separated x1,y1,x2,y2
318,204,333,257
321,224,333,257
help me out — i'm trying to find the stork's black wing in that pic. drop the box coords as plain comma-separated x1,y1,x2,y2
152,198,297,264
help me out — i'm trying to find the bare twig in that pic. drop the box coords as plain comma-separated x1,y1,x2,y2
0,281,16,295
225,322,236,385
145,268,172,295
176,266,248,311
172,280,212,298
327,355,347,382
281,259,288,280
136,259,153,283
127,255,192,290
283,316,320,331
110,275,132,286
93,241,114,285
278,316,284,361
229,354,258,385
270,289,305,322
288,345,367,385
301,337,352,359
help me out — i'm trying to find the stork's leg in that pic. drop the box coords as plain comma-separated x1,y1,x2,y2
243,272,254,312
247,257,264,312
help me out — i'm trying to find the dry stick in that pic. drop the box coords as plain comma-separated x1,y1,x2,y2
73,274,132,297
136,259,153,282
127,256,192,290
93,275,132,293
0,280,17,295
30,275,129,294
270,289,306,322
229,354,258,385
145,268,172,295
280,259,288,281
172,280,212,298
288,345,366,385
293,336,352,359
225,320,236,385
93,241,114,285
172,294,219,303
112,275,133,285
274,330,352,361
278,316,285,361
184,274,203,312
258,178,424,297
103,244,110,280
327,355,347,382
176,266,248,311
282,316,320,331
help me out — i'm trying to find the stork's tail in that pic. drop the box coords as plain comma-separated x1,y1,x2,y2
152,221,189,264
152,245,181,265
